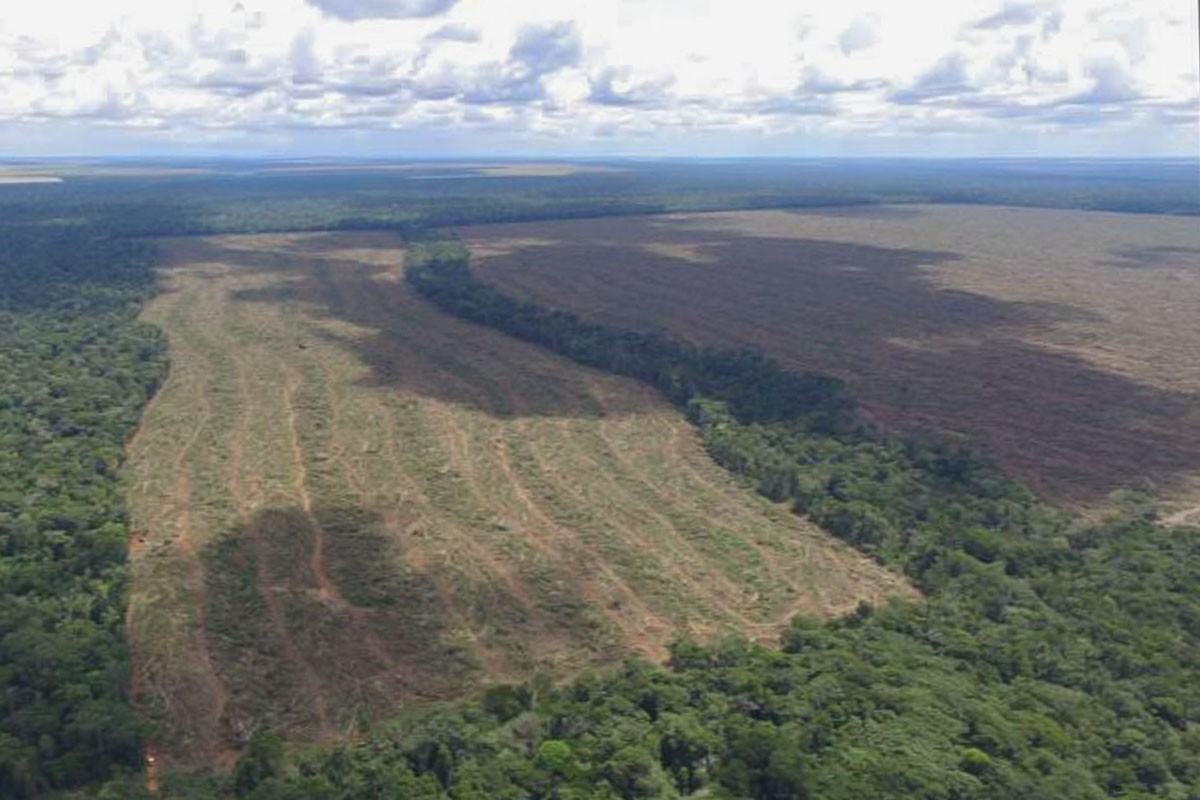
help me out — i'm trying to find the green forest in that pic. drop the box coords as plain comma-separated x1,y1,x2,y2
0,223,167,795
0,177,1195,799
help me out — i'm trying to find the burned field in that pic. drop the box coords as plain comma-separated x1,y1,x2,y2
463,205,1200,508
123,231,909,767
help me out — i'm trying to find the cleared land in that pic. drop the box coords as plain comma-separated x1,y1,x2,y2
248,162,616,177
463,205,1200,509
124,231,910,767
0,173,62,184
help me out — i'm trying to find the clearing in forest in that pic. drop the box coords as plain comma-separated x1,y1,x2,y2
124,231,911,767
462,206,1200,509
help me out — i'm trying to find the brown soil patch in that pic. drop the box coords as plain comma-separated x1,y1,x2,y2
462,206,1200,507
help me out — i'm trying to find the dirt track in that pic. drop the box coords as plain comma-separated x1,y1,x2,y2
1164,507,1200,527
124,231,912,766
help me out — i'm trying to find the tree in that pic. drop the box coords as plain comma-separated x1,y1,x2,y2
658,713,717,794
603,746,675,800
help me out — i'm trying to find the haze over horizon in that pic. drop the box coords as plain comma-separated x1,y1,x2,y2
1,0,1197,158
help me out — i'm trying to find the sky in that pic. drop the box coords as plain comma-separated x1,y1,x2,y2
0,0,1196,158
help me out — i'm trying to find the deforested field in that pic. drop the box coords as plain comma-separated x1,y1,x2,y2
124,231,911,767
462,205,1200,510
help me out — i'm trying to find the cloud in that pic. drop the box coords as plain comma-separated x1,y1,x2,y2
799,66,880,95
734,63,881,118
429,21,582,105
324,52,413,98
1041,9,1064,36
508,21,582,75
79,28,123,68
588,67,672,107
1034,104,1137,126
331,77,408,98
290,31,321,85
197,70,278,97
391,21,584,106
305,0,461,22
458,68,546,105
972,2,1043,29
891,53,974,104
1069,52,1141,104
136,32,176,69
744,93,836,117
426,23,480,43
0,0,1193,155
838,16,878,54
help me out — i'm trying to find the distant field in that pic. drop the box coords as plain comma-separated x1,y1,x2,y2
463,205,1200,509
124,231,910,767
252,162,615,178
0,161,611,181
0,173,62,184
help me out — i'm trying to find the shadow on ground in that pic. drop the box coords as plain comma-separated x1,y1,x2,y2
199,503,477,747
197,498,636,749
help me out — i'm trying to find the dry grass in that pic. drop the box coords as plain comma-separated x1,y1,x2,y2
0,173,62,184
471,164,618,178
124,230,911,767
462,205,1200,511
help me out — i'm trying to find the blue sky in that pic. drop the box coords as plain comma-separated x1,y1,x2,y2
1,0,1196,157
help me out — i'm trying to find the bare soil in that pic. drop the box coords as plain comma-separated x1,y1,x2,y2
124,230,911,767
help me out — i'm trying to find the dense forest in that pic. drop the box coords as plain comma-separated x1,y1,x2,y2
0,170,1195,798
0,223,167,796
1,159,1195,242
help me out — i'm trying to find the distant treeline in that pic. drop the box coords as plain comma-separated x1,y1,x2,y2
0,224,167,796
1,158,1195,242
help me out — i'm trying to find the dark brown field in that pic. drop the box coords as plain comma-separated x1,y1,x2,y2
462,205,1200,510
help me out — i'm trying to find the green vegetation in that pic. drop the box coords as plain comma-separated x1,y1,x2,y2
0,225,167,796
2,159,1195,243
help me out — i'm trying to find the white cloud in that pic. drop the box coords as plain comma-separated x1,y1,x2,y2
839,16,879,54
0,0,1194,155
305,0,462,21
